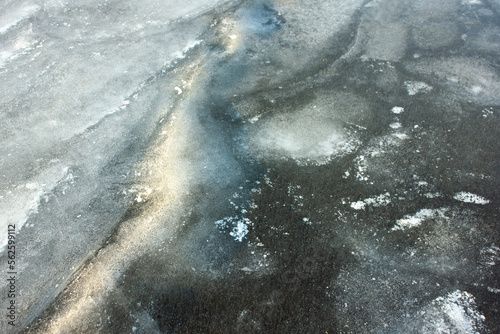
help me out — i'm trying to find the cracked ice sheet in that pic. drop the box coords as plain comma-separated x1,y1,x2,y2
0,0,220,204
0,165,72,250
2,0,500,333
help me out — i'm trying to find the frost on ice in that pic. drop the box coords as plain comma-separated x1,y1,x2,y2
391,106,404,114
215,216,249,242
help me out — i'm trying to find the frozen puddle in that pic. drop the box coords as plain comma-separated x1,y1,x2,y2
392,106,404,114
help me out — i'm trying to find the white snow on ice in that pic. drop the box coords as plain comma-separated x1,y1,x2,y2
350,192,391,210
453,192,490,205
420,290,485,334
389,122,402,129
391,208,448,231
215,216,250,242
404,81,433,95
391,106,404,114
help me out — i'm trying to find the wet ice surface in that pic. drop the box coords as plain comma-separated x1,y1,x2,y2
1,0,499,333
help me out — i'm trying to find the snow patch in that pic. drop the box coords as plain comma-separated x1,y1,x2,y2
453,192,490,205
462,0,482,4
421,290,485,334
249,115,261,123
215,216,249,242
404,81,433,95
392,106,404,114
350,193,391,210
479,245,500,267
392,132,409,140
389,122,402,129
354,155,369,181
391,208,448,231
230,218,249,242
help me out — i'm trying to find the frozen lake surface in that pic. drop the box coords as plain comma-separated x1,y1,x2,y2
1,0,499,333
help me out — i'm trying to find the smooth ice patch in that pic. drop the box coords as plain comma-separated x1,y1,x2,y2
453,192,490,205
391,208,448,231
404,81,433,95
247,91,369,165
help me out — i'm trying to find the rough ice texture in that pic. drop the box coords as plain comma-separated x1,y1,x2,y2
453,192,490,205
